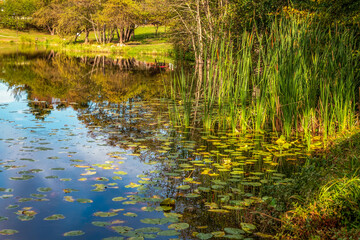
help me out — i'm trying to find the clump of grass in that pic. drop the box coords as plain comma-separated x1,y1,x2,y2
280,176,360,239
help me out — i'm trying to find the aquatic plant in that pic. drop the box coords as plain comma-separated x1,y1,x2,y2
170,16,360,147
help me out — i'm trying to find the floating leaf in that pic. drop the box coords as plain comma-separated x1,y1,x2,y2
135,227,161,233
111,226,133,233
124,212,137,217
160,198,175,206
184,193,200,198
92,221,111,227
224,228,245,235
102,237,124,240
224,235,244,239
93,212,118,217
64,196,75,202
44,214,65,220
240,223,256,233
37,187,52,192
168,223,189,230
76,198,93,203
114,171,127,175
176,185,191,190
63,230,85,236
196,233,213,239
0,229,18,235
157,230,180,236
112,197,127,202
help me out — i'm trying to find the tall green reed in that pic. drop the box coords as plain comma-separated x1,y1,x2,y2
169,15,360,147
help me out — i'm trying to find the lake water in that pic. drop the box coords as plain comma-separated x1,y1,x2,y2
0,50,313,239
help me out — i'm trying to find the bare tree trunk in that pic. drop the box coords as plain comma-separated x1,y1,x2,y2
84,28,90,44
102,24,106,44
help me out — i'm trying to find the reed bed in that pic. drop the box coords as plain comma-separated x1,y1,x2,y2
170,17,360,145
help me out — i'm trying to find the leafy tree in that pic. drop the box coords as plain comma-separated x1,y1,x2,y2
97,0,142,44
32,0,63,35
0,0,37,30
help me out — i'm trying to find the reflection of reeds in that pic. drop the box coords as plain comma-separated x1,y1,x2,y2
170,16,360,146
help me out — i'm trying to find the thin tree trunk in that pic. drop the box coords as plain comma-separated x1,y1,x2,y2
84,28,90,44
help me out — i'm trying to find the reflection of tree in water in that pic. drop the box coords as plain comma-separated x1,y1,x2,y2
0,51,169,120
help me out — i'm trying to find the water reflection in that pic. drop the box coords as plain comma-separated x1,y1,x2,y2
0,51,169,120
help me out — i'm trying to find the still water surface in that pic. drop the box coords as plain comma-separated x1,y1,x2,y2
0,50,310,239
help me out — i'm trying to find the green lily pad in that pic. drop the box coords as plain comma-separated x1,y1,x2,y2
0,216,8,221
184,193,200,198
197,233,213,239
224,234,244,239
92,221,111,227
6,205,19,209
0,188,13,192
31,194,46,198
44,214,65,220
111,226,133,233
18,215,35,221
37,187,52,192
63,230,85,236
0,229,18,235
157,230,180,236
135,227,161,233
10,175,34,180
168,223,189,230
76,198,93,203
114,171,127,175
124,212,137,217
93,212,118,217
112,197,127,202
240,223,256,233
224,228,245,235
176,185,191,190
102,237,124,240
18,198,33,202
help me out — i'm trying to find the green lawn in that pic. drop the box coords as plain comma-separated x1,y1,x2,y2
0,26,173,59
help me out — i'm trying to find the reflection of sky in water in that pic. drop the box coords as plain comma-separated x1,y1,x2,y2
0,82,16,103
0,82,170,240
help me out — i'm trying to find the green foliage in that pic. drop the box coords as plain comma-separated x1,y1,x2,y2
0,0,37,29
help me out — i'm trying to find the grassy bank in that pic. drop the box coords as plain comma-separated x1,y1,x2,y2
271,129,360,239
0,26,173,58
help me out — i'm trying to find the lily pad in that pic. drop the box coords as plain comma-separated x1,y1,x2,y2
63,230,85,236
44,214,65,220
197,233,213,239
224,228,245,235
93,211,118,217
124,212,137,217
0,229,18,235
92,221,111,227
135,227,161,233
37,187,52,192
157,230,180,236
102,237,124,240
240,223,256,233
112,197,127,202
76,198,93,203
168,223,189,230
111,226,133,233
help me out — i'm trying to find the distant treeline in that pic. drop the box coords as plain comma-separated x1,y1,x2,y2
0,0,359,56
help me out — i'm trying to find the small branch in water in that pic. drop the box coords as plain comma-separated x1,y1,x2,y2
250,211,284,222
